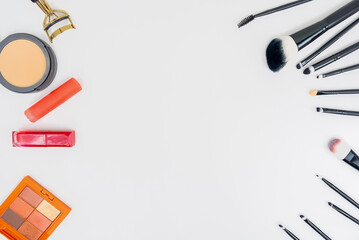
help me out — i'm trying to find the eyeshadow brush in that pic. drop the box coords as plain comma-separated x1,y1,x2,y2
266,0,359,72
317,175,359,209
317,63,359,79
300,215,331,240
278,224,300,240
328,202,359,225
303,41,359,74
317,107,359,117
297,17,359,69
238,0,313,28
310,89,359,96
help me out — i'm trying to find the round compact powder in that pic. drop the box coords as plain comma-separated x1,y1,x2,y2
0,33,57,93
0,40,46,87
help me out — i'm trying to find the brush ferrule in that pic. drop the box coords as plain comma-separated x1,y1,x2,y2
291,21,327,50
344,150,359,171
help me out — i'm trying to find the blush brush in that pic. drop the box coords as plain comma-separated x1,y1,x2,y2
238,0,313,29
266,0,359,72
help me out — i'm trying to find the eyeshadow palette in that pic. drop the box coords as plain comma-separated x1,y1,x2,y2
0,176,70,240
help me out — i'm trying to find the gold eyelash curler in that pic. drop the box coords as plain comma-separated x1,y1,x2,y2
30,0,75,42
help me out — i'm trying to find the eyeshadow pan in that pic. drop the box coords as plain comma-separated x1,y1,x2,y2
9,197,34,219
27,211,51,232
19,187,43,208
1,209,24,230
18,221,42,240
36,201,60,221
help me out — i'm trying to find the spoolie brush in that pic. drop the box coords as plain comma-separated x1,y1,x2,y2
237,0,313,28
266,0,359,72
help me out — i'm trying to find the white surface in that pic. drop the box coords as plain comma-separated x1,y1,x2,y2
1,0,359,239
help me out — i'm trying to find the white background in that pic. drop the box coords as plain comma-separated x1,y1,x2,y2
1,0,359,239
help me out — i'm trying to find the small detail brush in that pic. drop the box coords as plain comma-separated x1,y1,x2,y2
297,17,359,69
310,89,359,96
238,0,313,28
317,175,359,209
317,107,359,117
266,0,359,72
328,202,359,225
303,42,359,74
329,138,359,171
300,215,331,240
278,224,300,240
317,64,359,79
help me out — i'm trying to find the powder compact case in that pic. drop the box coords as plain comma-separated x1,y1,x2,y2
0,33,57,93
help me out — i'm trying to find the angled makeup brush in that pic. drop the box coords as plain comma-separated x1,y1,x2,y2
266,0,359,72
317,175,359,209
329,138,359,171
317,63,359,79
317,107,359,117
310,89,359,96
300,215,331,240
238,0,313,28
297,17,359,69
328,202,359,225
303,41,359,74
278,224,300,240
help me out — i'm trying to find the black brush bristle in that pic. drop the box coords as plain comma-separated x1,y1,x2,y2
238,15,255,28
303,68,311,75
266,38,286,72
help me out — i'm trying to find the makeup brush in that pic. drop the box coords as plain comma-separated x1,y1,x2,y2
300,215,331,240
266,0,359,72
238,0,313,29
297,17,359,69
328,202,359,225
317,63,359,79
317,175,359,209
317,107,359,117
310,89,359,96
278,225,300,240
329,138,359,171
303,41,359,74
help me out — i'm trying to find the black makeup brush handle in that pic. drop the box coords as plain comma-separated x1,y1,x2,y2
330,203,359,224
291,0,359,50
284,229,300,240
313,42,359,71
300,18,359,67
318,89,359,95
322,178,359,209
255,0,313,17
322,108,359,117
322,64,359,78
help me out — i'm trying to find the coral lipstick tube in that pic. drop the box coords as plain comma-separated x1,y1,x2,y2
25,78,82,123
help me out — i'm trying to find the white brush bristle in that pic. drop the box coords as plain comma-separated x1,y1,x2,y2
329,138,351,160
317,74,323,79
280,36,298,62
266,36,298,72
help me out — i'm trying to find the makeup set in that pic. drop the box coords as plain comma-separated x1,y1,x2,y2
239,1,359,239
0,1,78,239
240,0,359,116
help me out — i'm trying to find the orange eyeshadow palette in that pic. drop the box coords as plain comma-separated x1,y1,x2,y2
0,176,70,240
